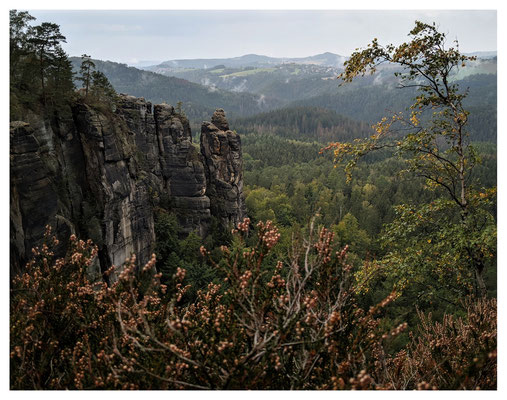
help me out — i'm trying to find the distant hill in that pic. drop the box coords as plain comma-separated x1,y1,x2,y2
69,57,282,121
145,51,495,75
142,53,496,110
465,51,497,59
290,74,497,142
160,63,340,104
145,52,348,73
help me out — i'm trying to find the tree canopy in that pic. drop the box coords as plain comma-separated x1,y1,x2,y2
10,10,75,118
327,21,496,300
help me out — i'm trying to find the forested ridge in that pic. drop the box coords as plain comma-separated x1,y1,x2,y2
68,57,280,121
10,12,496,390
290,73,497,142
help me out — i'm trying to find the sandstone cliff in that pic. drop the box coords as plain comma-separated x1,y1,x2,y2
201,109,246,228
10,96,244,277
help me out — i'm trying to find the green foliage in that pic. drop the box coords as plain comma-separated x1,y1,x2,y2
332,213,371,257
9,10,75,119
175,100,186,117
9,10,35,55
46,47,75,106
245,187,295,227
243,135,324,167
154,209,216,300
203,215,233,250
10,10,36,101
76,54,95,96
154,210,200,278
28,22,67,104
243,150,441,256
233,106,371,143
75,55,117,107
357,191,496,304
328,21,496,298
90,70,117,102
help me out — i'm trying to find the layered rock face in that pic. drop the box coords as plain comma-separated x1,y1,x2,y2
10,96,243,276
201,109,246,228
115,96,210,237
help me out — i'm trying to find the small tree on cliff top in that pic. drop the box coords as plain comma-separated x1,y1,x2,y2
77,54,95,97
326,21,496,300
90,70,117,102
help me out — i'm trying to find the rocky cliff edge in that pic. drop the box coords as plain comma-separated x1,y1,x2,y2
10,96,245,278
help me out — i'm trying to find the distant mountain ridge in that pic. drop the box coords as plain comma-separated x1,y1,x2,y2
144,51,496,73
145,52,348,72
465,51,497,59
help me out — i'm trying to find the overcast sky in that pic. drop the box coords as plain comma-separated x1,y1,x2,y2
27,10,497,66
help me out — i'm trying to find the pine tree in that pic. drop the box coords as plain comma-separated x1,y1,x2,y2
10,10,35,84
46,46,75,108
28,22,66,105
90,70,116,102
77,54,95,97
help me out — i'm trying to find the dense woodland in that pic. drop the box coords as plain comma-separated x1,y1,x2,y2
10,11,497,390
290,73,497,143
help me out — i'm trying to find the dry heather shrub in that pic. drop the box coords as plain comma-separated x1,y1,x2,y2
379,297,497,390
10,221,496,390
107,219,397,389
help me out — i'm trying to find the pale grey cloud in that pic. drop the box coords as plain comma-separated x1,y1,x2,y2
89,23,143,33
27,10,497,65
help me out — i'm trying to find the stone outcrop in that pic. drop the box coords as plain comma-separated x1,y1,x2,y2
201,109,246,228
10,96,244,277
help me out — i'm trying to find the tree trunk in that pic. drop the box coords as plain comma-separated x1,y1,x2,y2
39,51,45,106
475,268,487,297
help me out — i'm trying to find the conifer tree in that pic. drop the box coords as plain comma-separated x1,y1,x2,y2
28,22,66,105
10,10,35,82
77,54,95,97
90,70,116,102
46,46,75,107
